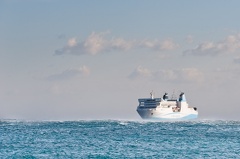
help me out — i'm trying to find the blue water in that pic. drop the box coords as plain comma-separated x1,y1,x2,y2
0,120,239,158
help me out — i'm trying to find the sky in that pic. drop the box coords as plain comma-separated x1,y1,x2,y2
1,0,240,120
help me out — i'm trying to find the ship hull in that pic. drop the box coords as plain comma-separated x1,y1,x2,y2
137,108,198,120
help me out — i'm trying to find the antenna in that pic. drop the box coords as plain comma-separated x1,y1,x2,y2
150,90,154,99
171,89,177,99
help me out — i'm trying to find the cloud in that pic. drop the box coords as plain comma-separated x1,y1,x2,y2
55,32,178,55
139,39,178,51
185,35,194,43
47,66,90,81
183,34,240,56
67,38,77,47
129,66,204,83
159,68,204,83
128,66,152,79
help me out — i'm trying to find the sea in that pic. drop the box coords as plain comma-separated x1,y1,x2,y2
0,120,239,159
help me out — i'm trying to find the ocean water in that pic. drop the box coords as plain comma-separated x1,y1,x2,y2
0,120,239,158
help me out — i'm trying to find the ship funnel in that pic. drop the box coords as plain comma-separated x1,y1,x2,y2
163,93,168,100
179,92,187,102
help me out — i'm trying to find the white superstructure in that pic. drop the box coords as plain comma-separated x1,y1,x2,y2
136,92,198,120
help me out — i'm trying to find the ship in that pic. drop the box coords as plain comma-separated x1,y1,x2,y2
136,91,198,120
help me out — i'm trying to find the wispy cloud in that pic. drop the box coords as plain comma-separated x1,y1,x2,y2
185,35,194,43
156,68,204,83
55,32,178,55
128,66,152,79
47,66,90,81
183,34,240,56
129,66,204,83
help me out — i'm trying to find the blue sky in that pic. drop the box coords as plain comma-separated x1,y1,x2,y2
1,0,240,120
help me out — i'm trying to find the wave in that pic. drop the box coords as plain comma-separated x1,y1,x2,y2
1,118,240,125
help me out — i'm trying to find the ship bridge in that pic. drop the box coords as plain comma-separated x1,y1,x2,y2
138,98,161,108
